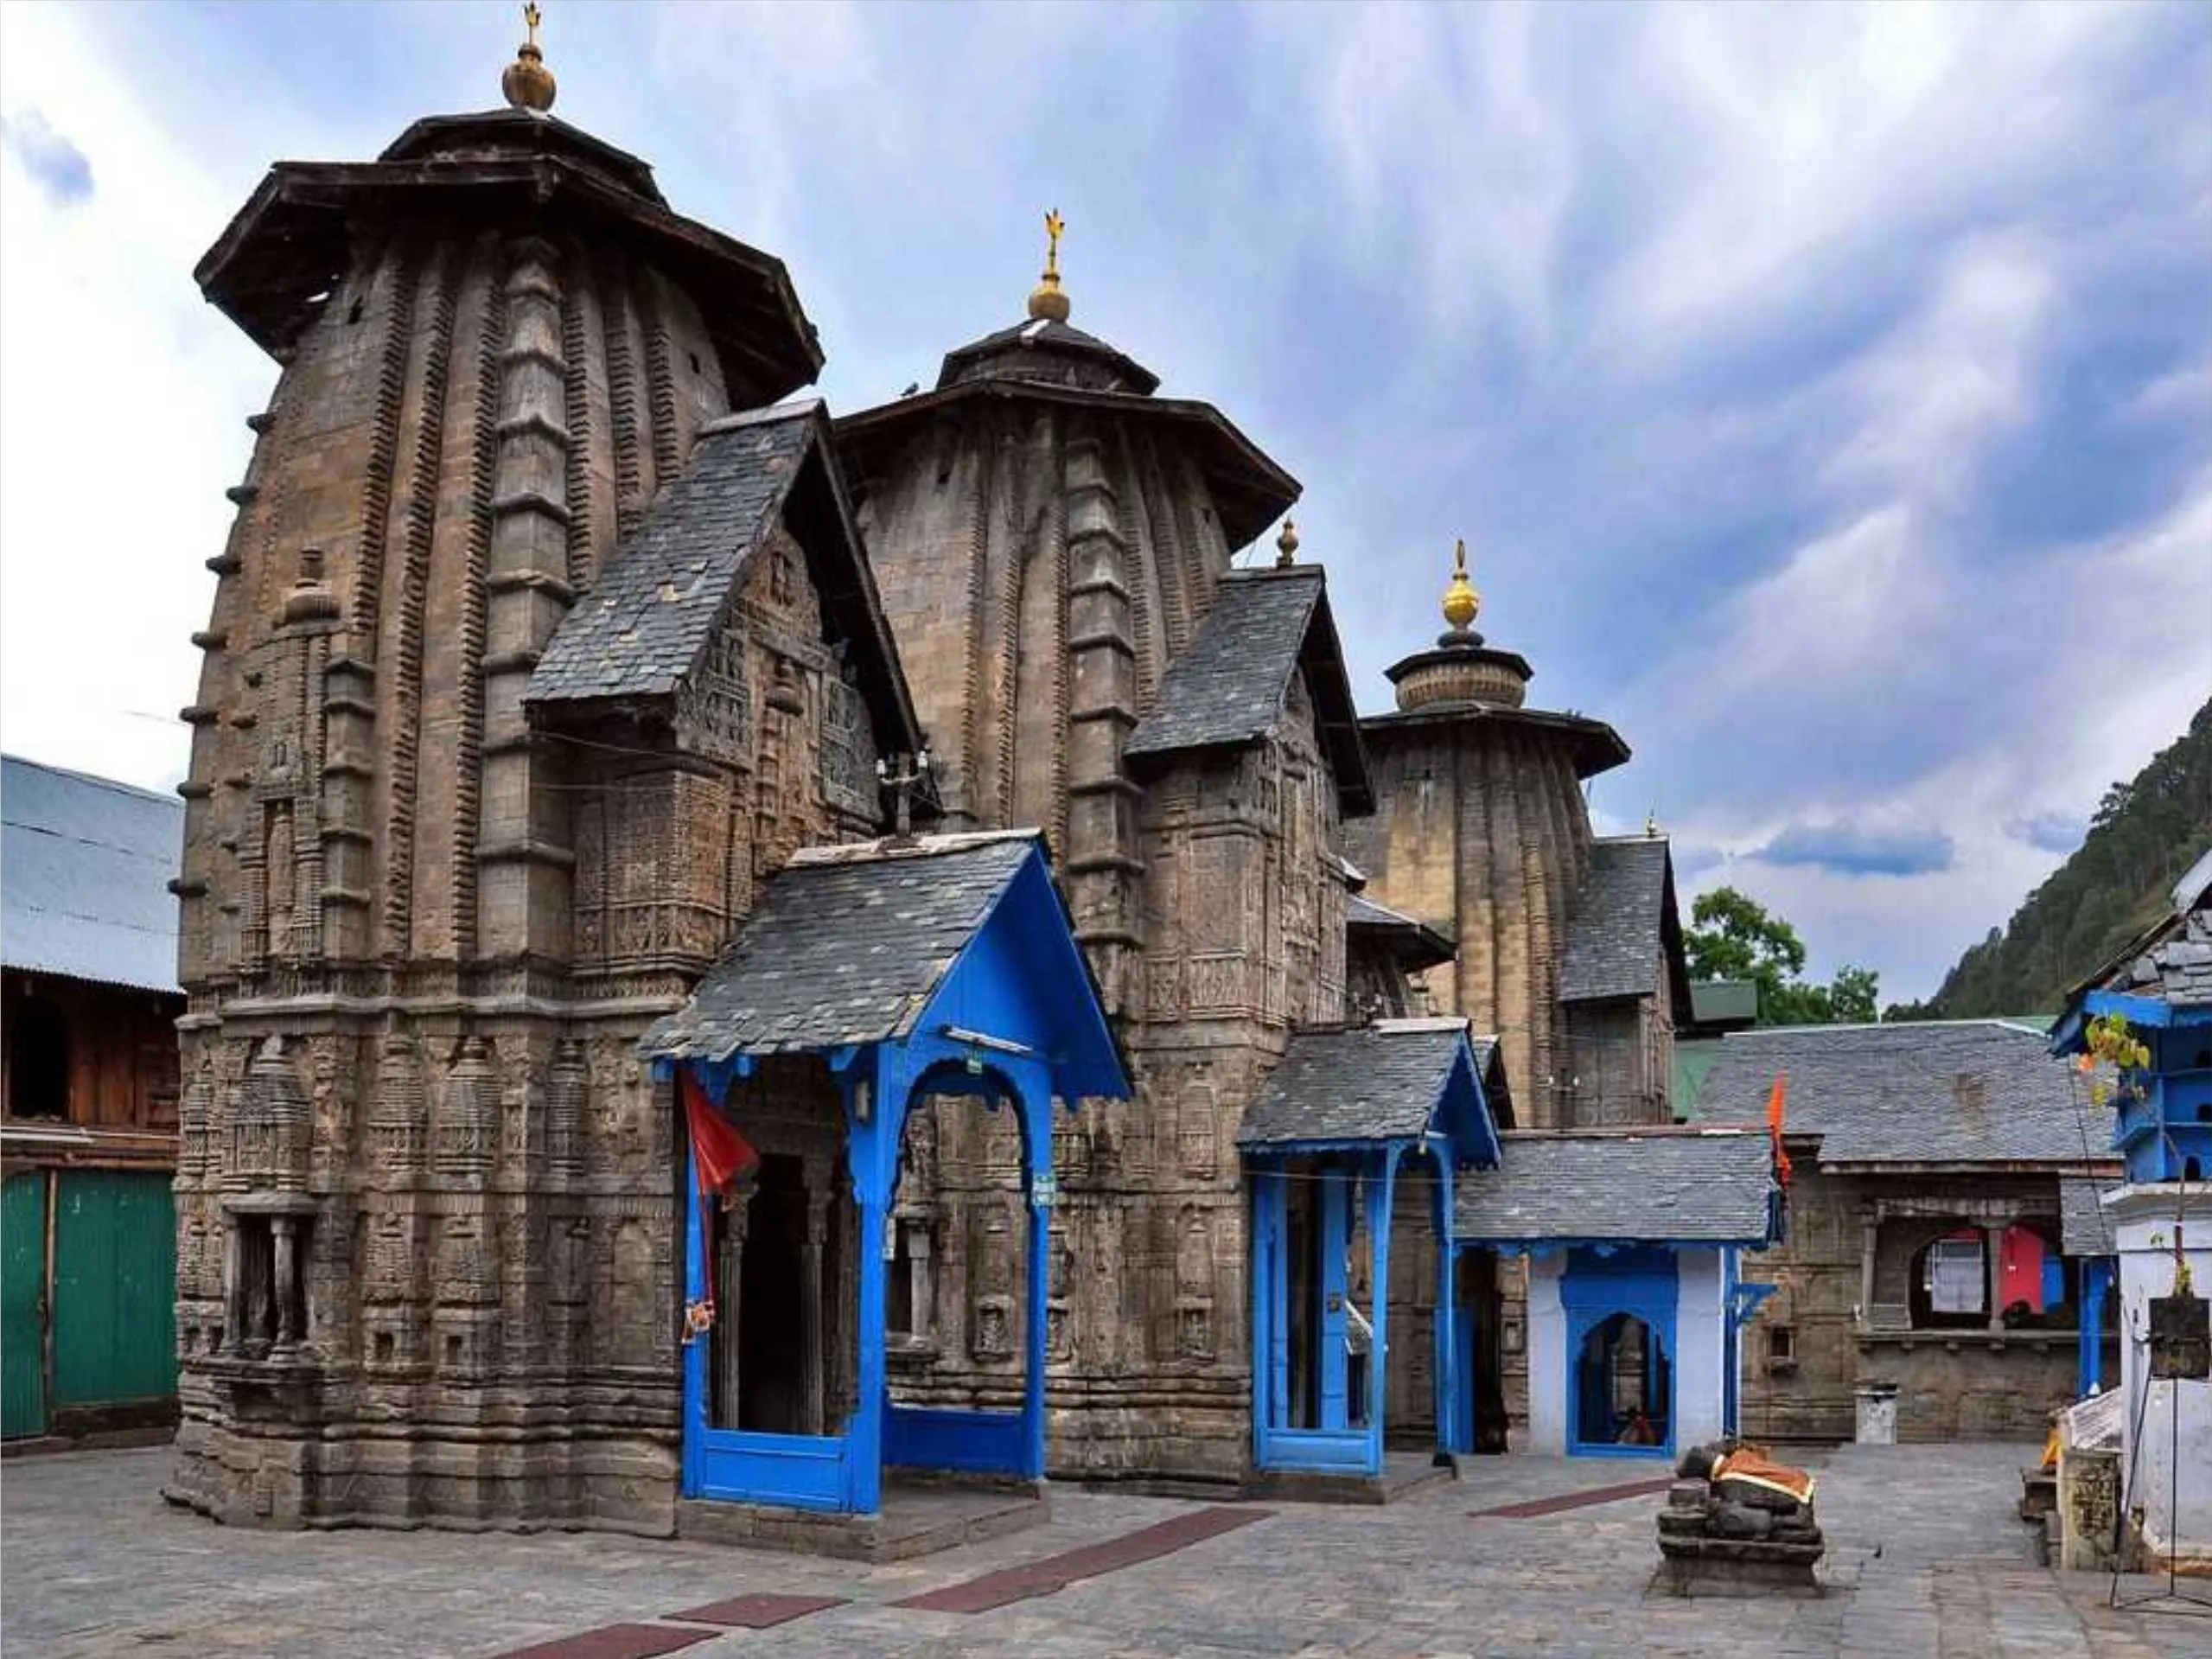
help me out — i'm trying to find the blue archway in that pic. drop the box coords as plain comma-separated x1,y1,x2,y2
644,833,1127,1517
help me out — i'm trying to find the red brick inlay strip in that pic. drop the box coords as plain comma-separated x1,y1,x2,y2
666,1592,849,1629
491,1621,716,1659
1470,1475,1675,1519
891,1503,1275,1614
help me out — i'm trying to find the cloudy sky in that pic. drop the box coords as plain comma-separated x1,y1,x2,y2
3,0,2207,1001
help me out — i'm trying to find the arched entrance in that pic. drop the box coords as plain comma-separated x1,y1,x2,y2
644,833,1128,1518
1560,1246,1678,1459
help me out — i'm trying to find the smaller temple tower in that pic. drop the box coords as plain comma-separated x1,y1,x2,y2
1347,543,1687,1131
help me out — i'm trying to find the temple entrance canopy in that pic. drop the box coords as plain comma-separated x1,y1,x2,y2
1240,1021,1503,1478
641,831,1126,1516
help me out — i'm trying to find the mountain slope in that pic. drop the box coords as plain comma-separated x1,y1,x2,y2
1922,695,2212,1018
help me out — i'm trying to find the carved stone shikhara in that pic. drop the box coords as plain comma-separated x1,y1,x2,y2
174,88,1680,1528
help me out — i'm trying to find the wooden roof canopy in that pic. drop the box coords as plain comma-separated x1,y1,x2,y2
194,107,823,409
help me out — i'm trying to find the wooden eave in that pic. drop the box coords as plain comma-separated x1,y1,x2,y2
835,380,1300,554
195,156,822,405
1360,701,1632,780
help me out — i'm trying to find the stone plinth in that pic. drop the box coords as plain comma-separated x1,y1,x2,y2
1653,1446,1825,1598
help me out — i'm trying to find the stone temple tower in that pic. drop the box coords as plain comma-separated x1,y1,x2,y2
837,231,1370,1482
1346,543,1686,1131
163,18,913,1531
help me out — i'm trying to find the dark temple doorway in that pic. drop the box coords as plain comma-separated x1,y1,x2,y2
736,1154,808,1433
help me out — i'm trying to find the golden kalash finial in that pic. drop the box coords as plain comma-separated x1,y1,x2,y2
502,3,558,112
1275,519,1300,569
1441,538,1481,634
1028,208,1071,322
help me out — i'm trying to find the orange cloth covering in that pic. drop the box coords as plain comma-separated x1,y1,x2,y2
1711,1446,1816,1505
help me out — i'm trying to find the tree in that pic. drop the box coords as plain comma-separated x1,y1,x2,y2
1684,885,1881,1027
1684,888,1807,986
1828,965,1880,1024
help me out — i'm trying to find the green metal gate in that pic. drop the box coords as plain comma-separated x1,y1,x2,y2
3,1172,49,1439
51,1171,176,1410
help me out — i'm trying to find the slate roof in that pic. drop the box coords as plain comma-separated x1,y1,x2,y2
1454,1128,1776,1245
937,316,1160,396
640,832,1037,1061
1125,569,1373,814
530,405,807,705
1348,893,1456,972
526,402,922,758
2060,1176,2118,1258
1694,1020,2105,1167
1558,837,1673,1003
2116,905,2212,1009
2,756,183,994
1237,1024,1470,1147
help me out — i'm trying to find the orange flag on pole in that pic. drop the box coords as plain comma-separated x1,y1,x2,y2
1765,1072,1792,1188
681,1069,761,1198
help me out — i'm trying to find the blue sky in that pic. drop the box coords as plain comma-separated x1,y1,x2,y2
3,0,2207,1001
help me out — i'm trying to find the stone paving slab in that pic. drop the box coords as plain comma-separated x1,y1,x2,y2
4,1443,2209,1657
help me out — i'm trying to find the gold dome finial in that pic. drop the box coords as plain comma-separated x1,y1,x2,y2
502,2,557,112
1275,519,1300,569
1028,208,1070,322
1441,537,1481,634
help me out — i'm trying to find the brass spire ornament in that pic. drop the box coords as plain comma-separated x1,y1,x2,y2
1028,208,1071,323
502,2,557,112
1441,538,1481,634
1275,519,1300,569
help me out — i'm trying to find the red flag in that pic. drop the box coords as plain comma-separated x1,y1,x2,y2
1765,1072,1792,1188
681,1069,760,1197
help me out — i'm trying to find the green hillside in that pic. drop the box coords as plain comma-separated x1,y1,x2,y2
1916,695,2212,1018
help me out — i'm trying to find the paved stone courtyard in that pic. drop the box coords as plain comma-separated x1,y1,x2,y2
3,1443,2207,1657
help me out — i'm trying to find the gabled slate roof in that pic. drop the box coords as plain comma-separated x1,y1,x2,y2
1454,1128,1776,1246
526,401,922,759
641,833,1036,1061
2,756,183,994
1238,1024,1469,1147
1559,837,1679,1004
1125,568,1373,814
1348,892,1456,973
1695,1020,2106,1167
2060,1176,2116,1258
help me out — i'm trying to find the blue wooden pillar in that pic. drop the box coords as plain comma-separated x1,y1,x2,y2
1017,1061,1055,1482
844,1051,895,1515
1250,1166,1286,1461
1317,1170,1351,1430
681,1139,706,1496
2078,1257,2113,1396
1365,1150,1397,1470
1430,1156,1468,1455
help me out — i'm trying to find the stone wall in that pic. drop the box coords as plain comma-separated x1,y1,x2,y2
170,190,890,1529
1347,718,1594,1133
1737,1161,2081,1443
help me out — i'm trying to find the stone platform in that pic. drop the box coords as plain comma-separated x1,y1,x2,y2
1245,1448,1457,1506
673,1480,1047,1563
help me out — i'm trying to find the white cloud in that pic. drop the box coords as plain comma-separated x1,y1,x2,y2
0,4,274,793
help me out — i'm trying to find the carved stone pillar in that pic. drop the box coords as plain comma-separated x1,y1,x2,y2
271,1215,303,1355
713,1179,752,1429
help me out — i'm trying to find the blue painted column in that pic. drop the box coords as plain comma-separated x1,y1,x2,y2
1318,1172,1351,1430
1249,1165,1284,1464
681,1135,705,1497
845,1052,894,1515
1019,1067,1054,1482
1365,1152,1395,1473
2079,1258,2113,1396
1431,1163,1466,1455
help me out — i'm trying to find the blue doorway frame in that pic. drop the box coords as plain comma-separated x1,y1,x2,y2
1561,1247,1678,1460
